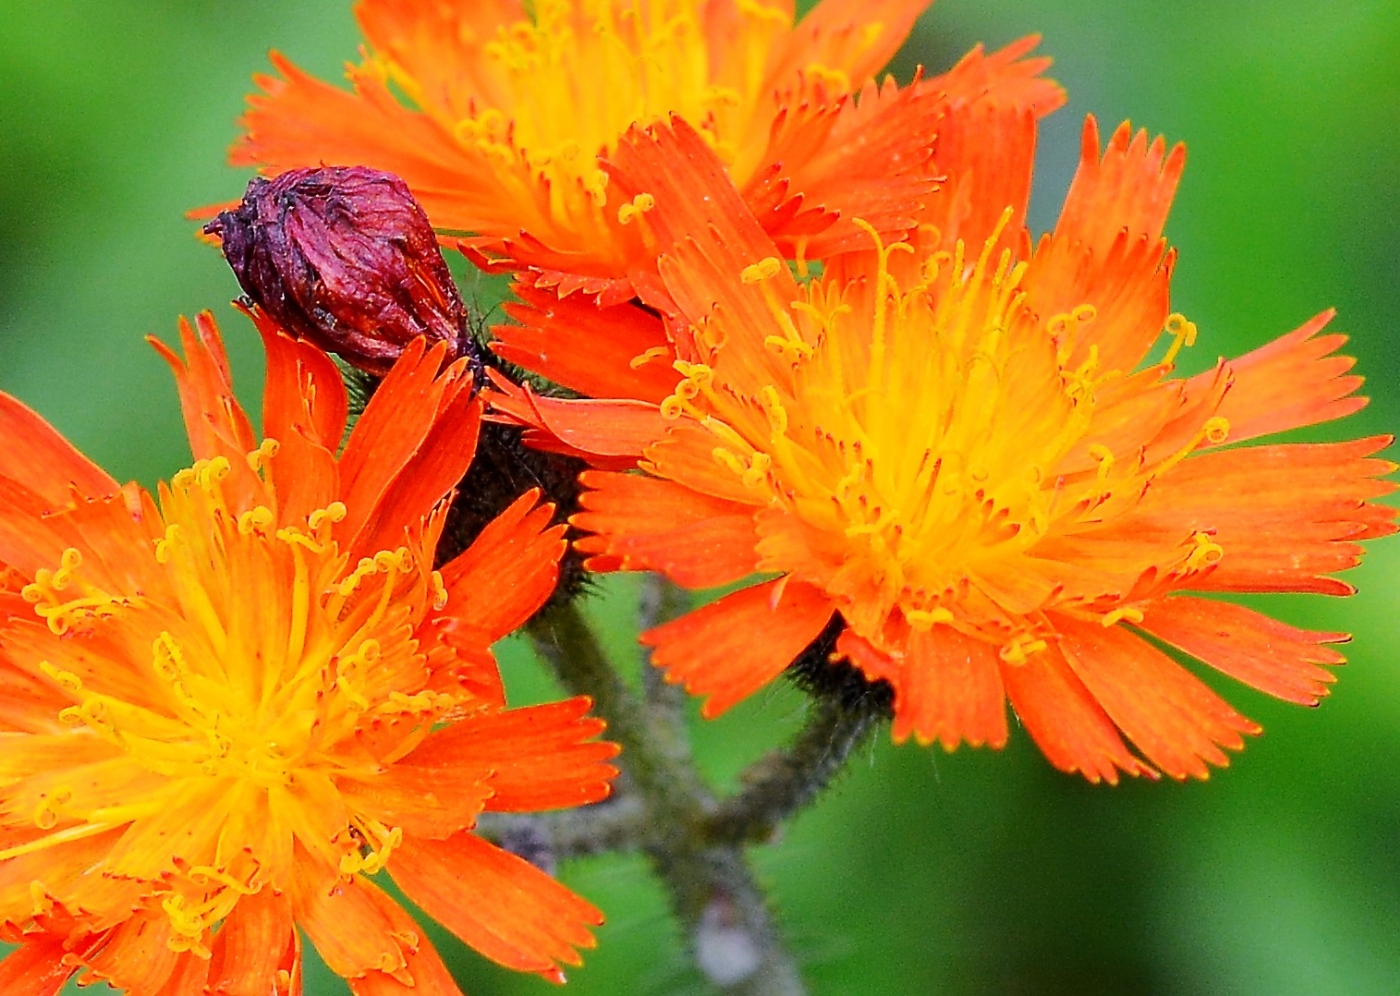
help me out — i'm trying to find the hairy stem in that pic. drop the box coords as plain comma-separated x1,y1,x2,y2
704,695,886,847
476,796,647,867
638,575,694,761
528,601,804,995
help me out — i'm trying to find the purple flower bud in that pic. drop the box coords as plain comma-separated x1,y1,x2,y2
207,166,477,377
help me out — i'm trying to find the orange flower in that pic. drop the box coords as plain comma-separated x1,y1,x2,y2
231,0,1062,302
510,118,1395,783
0,313,618,993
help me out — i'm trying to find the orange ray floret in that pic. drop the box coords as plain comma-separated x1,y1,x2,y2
0,313,618,993
231,0,1062,302
520,117,1394,783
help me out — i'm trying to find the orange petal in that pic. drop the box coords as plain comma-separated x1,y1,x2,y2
0,395,118,508
641,578,835,717
391,831,601,978
337,339,475,556
147,314,260,486
1057,617,1260,780
1120,436,1397,595
347,874,464,996
438,489,566,643
233,52,521,237
1137,597,1346,706
607,117,788,317
254,311,349,452
573,471,762,588
842,627,1008,750
1195,310,1367,444
771,0,931,90
338,762,494,840
494,287,677,403
1021,116,1185,376
354,0,523,122
419,617,507,709
102,781,236,880
0,480,74,580
208,887,298,996
153,952,210,996
82,910,180,993
351,391,481,560
892,37,1064,262
921,35,1066,120
485,370,670,466
1000,642,1155,784
643,420,774,506
291,854,411,981
0,487,164,603
746,76,937,260
0,932,77,996
408,697,619,813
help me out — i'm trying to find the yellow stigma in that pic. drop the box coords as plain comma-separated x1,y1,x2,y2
428,0,801,231
668,210,1239,649
6,448,462,954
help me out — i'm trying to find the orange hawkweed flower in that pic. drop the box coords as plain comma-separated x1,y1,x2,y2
508,118,1395,783
0,313,617,993
230,0,1062,302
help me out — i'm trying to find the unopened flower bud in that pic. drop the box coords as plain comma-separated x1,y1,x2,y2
206,166,477,377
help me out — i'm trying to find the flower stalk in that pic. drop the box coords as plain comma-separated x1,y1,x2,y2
528,601,805,994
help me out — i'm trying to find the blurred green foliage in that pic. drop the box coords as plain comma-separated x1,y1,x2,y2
1,1,1397,993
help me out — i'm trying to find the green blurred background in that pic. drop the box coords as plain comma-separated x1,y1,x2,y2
2,1,1398,993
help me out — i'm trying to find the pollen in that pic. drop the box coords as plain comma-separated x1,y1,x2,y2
2,447,472,955
652,201,1277,654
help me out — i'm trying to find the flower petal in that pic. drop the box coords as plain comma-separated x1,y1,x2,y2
391,831,602,979
641,578,836,717
233,53,519,236
488,377,671,462
147,314,260,477
746,75,940,260
208,886,298,996
841,627,1008,750
0,932,78,996
0,396,118,508
407,697,618,813
1057,617,1260,780
770,0,931,90
347,874,464,996
83,910,180,993
1000,643,1156,784
1021,116,1184,376
1121,436,1397,594
1197,310,1367,444
892,37,1064,261
573,471,762,588
291,855,411,981
438,490,566,643
339,761,494,841
253,309,349,455
1137,596,1346,706
494,288,677,403
336,339,475,556
607,116,789,319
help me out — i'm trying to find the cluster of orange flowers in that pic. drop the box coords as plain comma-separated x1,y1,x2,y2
0,1,1391,993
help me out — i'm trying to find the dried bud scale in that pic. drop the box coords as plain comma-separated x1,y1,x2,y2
207,165,481,378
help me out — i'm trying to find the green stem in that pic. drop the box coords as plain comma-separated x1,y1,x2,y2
704,696,886,847
638,575,694,761
476,797,646,865
527,602,805,995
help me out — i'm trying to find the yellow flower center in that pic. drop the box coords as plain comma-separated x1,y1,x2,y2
4,448,460,955
666,218,1227,645
387,0,858,227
